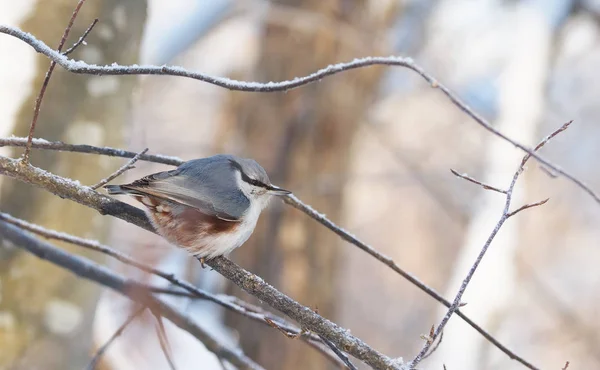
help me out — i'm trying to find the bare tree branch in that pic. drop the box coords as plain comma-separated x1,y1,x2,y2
86,305,146,370
90,148,148,190
20,0,89,164
0,221,263,370
409,122,571,368
1,25,596,203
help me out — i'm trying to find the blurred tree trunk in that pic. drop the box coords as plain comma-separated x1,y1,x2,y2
0,1,146,369
219,2,396,369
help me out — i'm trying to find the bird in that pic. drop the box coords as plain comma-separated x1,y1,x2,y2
104,154,291,263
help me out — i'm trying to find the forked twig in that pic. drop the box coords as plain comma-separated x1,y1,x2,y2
91,147,148,189
20,0,90,164
86,305,145,370
63,18,98,56
410,122,571,368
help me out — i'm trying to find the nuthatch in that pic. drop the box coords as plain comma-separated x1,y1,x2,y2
105,154,290,260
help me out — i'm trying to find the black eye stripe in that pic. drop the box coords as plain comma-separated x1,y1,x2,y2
229,160,267,188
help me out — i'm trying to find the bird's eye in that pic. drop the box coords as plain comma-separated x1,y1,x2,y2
229,160,267,188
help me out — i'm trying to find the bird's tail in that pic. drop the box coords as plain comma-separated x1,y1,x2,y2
104,185,127,195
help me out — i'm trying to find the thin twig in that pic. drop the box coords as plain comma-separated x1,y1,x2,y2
421,331,444,361
506,198,549,218
0,137,183,166
562,361,570,370
410,122,571,368
450,169,507,194
0,221,263,370
151,310,178,370
20,0,89,164
63,18,98,56
318,335,359,370
263,317,350,368
1,26,596,203
86,305,146,370
91,147,148,189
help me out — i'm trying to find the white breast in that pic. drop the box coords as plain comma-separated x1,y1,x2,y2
193,199,263,259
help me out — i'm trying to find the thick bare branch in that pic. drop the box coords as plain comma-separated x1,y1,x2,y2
0,221,262,370
0,25,596,203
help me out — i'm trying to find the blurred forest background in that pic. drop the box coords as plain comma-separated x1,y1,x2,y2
1,0,600,369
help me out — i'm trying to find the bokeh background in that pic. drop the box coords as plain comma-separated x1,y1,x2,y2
1,0,600,369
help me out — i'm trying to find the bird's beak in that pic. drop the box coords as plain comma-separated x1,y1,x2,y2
267,185,291,196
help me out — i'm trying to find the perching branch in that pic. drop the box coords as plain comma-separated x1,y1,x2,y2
0,221,263,370
410,121,571,368
1,24,597,204
0,138,537,369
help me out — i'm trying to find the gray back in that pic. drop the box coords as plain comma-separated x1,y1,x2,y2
153,155,251,220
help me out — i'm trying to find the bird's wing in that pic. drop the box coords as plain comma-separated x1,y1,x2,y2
122,163,249,222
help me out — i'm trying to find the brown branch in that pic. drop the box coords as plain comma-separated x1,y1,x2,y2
90,147,148,189
63,18,98,56
450,169,507,194
204,256,397,370
86,305,146,370
20,0,89,164
1,26,597,203
0,141,536,369
0,221,263,370
410,122,571,368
